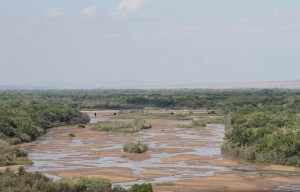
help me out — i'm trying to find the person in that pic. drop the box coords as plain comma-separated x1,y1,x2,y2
94,112,97,117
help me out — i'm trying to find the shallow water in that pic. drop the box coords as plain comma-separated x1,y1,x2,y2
26,113,300,190
277,185,300,191
27,118,227,182
168,120,193,125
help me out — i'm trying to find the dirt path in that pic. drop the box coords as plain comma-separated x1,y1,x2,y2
23,110,300,191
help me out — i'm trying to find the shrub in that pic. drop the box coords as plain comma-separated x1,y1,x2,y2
0,168,131,192
0,168,57,191
0,139,10,148
15,148,28,157
0,139,31,167
133,119,152,129
68,133,75,137
78,124,86,128
112,186,129,192
123,141,149,154
6,137,22,145
18,133,31,142
59,176,112,191
140,123,152,129
131,183,153,192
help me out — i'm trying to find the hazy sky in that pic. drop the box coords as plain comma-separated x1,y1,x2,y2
1,0,300,88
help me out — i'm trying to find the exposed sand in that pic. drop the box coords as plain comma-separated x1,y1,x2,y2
22,110,300,191
161,155,215,163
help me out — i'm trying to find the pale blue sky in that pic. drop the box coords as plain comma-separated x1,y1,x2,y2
1,0,300,88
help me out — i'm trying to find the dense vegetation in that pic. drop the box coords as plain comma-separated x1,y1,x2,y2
131,183,153,192
0,100,89,166
1,89,299,111
1,88,300,185
223,97,300,166
0,167,153,192
0,100,89,143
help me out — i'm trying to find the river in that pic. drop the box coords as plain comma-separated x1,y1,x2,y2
23,110,300,191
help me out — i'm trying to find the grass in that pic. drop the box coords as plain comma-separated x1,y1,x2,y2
179,116,224,128
156,182,176,186
91,121,138,133
113,110,192,120
0,156,33,166
91,119,151,133
123,141,149,153
6,157,33,166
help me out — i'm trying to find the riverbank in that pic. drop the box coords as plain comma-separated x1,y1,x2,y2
22,110,300,191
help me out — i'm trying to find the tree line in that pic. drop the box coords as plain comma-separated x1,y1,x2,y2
0,100,89,166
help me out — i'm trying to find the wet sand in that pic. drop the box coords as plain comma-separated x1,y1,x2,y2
23,110,300,191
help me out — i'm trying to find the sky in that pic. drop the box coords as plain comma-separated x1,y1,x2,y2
0,0,300,88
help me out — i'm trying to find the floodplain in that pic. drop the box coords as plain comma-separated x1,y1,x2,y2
22,110,300,191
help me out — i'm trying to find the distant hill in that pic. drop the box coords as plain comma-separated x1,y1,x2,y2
0,85,55,90
138,81,300,90
1,81,299,90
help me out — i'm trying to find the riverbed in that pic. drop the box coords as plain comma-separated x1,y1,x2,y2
23,110,300,191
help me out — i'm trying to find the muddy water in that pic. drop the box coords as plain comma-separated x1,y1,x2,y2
24,111,300,191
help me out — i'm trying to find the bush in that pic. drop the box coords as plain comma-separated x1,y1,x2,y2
1,169,159,192
59,176,112,191
112,186,128,192
6,137,22,145
18,133,32,142
0,168,133,192
133,119,152,129
131,183,153,192
0,168,58,191
68,133,75,137
123,141,149,154
0,139,31,166
78,124,86,128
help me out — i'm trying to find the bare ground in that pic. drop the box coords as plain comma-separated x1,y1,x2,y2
21,110,300,191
